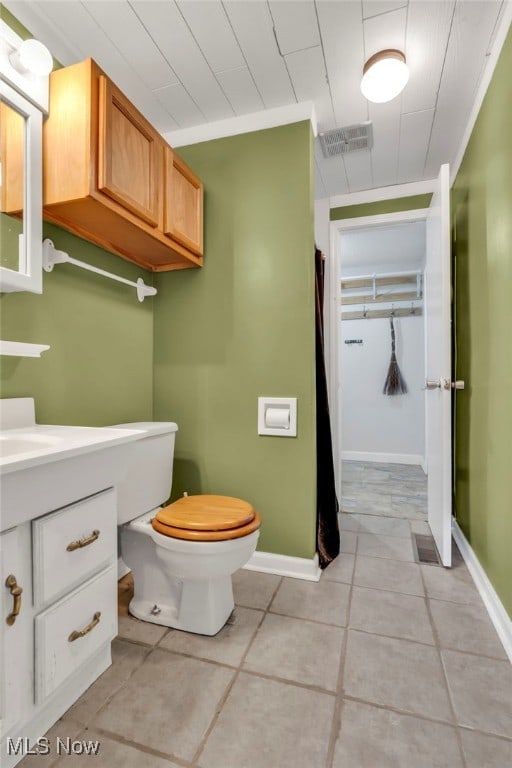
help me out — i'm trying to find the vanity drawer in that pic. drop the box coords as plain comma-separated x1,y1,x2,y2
35,564,117,703
33,488,116,606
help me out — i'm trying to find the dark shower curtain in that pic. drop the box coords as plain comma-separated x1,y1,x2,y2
315,247,340,568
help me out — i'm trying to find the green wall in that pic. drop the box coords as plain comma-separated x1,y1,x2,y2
330,194,432,220
0,223,154,426
1,5,30,38
452,30,512,616
153,122,317,558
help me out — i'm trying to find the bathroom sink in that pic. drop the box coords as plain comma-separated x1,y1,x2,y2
0,431,64,457
0,399,145,532
0,424,143,472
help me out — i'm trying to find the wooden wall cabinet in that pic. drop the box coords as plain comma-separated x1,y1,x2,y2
41,59,203,272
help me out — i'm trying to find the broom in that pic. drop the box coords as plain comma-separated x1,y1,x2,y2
383,317,407,395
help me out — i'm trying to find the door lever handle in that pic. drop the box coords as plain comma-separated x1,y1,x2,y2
424,378,465,391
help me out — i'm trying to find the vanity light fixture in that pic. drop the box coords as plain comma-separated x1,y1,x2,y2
361,49,409,103
9,38,53,77
0,20,51,112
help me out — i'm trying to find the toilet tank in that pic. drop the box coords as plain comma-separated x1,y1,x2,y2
112,422,178,524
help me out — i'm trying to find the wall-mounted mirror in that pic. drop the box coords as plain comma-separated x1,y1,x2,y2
0,19,51,294
1,79,43,293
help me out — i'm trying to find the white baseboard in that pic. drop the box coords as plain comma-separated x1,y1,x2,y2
244,551,321,582
118,552,321,583
452,519,512,663
420,457,428,475
342,451,423,466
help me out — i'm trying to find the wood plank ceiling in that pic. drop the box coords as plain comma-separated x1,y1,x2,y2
5,0,506,197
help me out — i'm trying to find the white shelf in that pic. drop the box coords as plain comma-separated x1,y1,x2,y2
0,341,50,358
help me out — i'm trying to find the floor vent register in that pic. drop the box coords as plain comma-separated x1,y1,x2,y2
413,533,442,566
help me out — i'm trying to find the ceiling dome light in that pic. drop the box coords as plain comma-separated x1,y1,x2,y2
9,39,53,77
361,49,409,104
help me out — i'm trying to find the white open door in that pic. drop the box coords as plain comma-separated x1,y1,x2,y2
425,164,452,566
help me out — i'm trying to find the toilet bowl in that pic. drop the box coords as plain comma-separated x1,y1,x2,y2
114,423,261,635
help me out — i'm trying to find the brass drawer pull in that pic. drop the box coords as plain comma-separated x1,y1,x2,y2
68,611,101,642
5,575,23,626
66,529,100,552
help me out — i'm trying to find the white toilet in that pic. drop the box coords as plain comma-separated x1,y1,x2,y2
114,422,261,636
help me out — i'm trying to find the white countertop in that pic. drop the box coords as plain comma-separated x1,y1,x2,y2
0,423,145,475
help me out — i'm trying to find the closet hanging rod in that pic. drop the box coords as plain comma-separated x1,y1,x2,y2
42,239,157,302
341,271,422,298
341,290,422,306
341,306,423,321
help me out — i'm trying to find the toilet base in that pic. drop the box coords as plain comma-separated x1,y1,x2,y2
120,511,257,636
128,575,234,636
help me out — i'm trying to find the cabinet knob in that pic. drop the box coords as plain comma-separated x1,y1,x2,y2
5,574,23,626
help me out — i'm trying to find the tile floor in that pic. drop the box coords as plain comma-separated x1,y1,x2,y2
19,462,512,767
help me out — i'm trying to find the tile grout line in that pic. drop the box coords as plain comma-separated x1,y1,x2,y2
324,528,359,768
339,694,461,729
152,641,340,697
233,666,338,697
62,639,155,732
79,725,195,768
190,575,284,765
347,565,487,606
419,560,469,768
342,606,508,662
267,606,347,629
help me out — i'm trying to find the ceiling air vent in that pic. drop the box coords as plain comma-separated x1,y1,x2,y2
319,122,373,158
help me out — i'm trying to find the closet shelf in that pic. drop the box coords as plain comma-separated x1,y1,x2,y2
341,290,420,306
341,270,423,306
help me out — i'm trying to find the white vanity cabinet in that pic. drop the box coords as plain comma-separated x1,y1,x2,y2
0,487,118,768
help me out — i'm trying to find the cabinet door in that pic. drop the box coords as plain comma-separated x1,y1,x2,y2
97,75,160,227
164,147,203,256
0,526,32,742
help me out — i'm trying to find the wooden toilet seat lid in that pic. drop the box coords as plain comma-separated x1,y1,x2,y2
151,495,261,541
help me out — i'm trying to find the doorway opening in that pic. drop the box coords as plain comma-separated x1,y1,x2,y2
327,170,454,567
326,205,449,566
